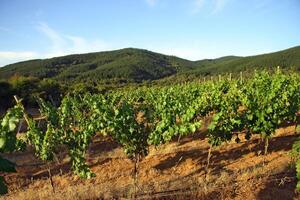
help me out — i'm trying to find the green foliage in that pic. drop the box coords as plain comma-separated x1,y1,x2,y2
0,104,25,195
109,100,149,158
0,104,24,152
1,46,299,85
0,48,182,82
241,71,300,139
24,96,97,178
88,93,150,160
0,76,62,110
145,85,203,145
1,69,300,195
207,81,245,146
190,46,300,75
9,76,40,107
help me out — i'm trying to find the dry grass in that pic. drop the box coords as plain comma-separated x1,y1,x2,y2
1,125,300,200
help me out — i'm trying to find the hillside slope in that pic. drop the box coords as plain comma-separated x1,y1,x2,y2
0,46,299,82
0,48,196,82
191,46,300,75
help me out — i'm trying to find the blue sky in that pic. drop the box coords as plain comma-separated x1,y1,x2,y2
0,0,299,66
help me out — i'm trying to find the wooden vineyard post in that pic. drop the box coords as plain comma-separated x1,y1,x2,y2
47,163,55,193
240,71,243,84
132,154,142,199
295,114,299,134
205,145,213,181
206,145,212,172
264,137,269,155
177,134,181,143
263,137,270,166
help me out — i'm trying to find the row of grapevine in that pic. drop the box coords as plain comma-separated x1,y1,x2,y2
1,70,300,196
0,104,25,194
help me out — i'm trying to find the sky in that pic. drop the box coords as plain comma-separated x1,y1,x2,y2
0,0,300,67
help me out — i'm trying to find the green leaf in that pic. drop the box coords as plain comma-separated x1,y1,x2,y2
208,122,216,131
189,124,196,133
0,137,6,149
8,117,18,132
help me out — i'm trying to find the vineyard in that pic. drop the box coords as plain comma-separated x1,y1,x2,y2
1,69,300,199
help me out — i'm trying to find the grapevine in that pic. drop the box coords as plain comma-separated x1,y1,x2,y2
1,69,300,195
0,103,25,194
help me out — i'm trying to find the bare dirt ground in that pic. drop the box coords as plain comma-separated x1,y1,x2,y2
1,125,300,200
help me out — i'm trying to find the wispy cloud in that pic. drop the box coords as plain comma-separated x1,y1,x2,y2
192,0,206,13
212,0,229,14
36,22,112,58
0,22,118,66
0,51,38,66
36,22,66,54
65,36,109,54
192,0,229,14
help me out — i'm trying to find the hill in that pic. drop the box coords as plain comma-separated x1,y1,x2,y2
189,46,300,75
0,46,300,82
0,48,196,82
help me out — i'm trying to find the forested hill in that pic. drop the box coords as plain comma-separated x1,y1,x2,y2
189,45,300,75
0,46,300,82
0,48,196,82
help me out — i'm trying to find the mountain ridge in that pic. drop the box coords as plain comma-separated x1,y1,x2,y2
0,46,299,82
